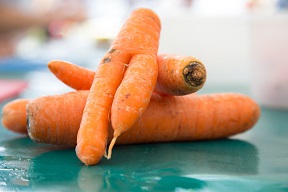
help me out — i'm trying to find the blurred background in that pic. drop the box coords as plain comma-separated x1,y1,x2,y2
0,0,288,108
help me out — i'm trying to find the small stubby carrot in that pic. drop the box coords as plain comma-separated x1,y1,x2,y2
155,54,206,96
77,8,161,165
1,98,29,134
48,54,206,96
26,91,260,149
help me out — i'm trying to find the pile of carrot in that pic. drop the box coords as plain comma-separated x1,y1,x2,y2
1,8,260,166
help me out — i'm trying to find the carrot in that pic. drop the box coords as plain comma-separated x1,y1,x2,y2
1,54,207,135
26,91,88,146
155,54,206,96
1,98,29,134
48,54,206,95
47,60,94,90
26,90,260,148
77,8,161,165
109,54,158,159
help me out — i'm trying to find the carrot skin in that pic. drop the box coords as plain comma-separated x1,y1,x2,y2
1,98,29,134
120,93,260,144
26,91,260,148
26,91,88,146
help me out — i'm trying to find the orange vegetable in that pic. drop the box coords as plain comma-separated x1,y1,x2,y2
1,98,29,134
48,54,206,96
47,60,93,90
26,91,87,146
26,91,260,149
155,54,206,96
77,8,161,165
109,54,158,159
1,54,207,136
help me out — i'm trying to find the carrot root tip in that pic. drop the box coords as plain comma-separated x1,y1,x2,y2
107,136,118,160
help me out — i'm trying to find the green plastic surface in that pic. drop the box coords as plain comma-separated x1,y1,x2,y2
1,88,288,191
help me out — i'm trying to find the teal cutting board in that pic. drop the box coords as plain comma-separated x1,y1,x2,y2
1,91,288,191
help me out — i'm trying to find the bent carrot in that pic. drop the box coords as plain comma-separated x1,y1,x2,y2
108,8,162,159
1,98,29,134
48,54,206,96
26,91,260,148
77,8,161,165
109,54,158,159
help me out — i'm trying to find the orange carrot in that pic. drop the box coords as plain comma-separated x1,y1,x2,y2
77,8,161,165
155,54,206,96
1,98,29,134
48,54,206,95
108,8,162,159
1,54,206,136
47,60,93,90
26,91,88,146
26,91,260,149
109,54,158,159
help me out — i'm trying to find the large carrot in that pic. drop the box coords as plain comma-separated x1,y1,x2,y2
26,91,260,148
27,91,88,146
1,98,29,134
77,8,161,165
48,54,206,96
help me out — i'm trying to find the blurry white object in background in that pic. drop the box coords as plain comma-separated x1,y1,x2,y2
250,14,288,109
159,14,251,87
192,0,247,16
